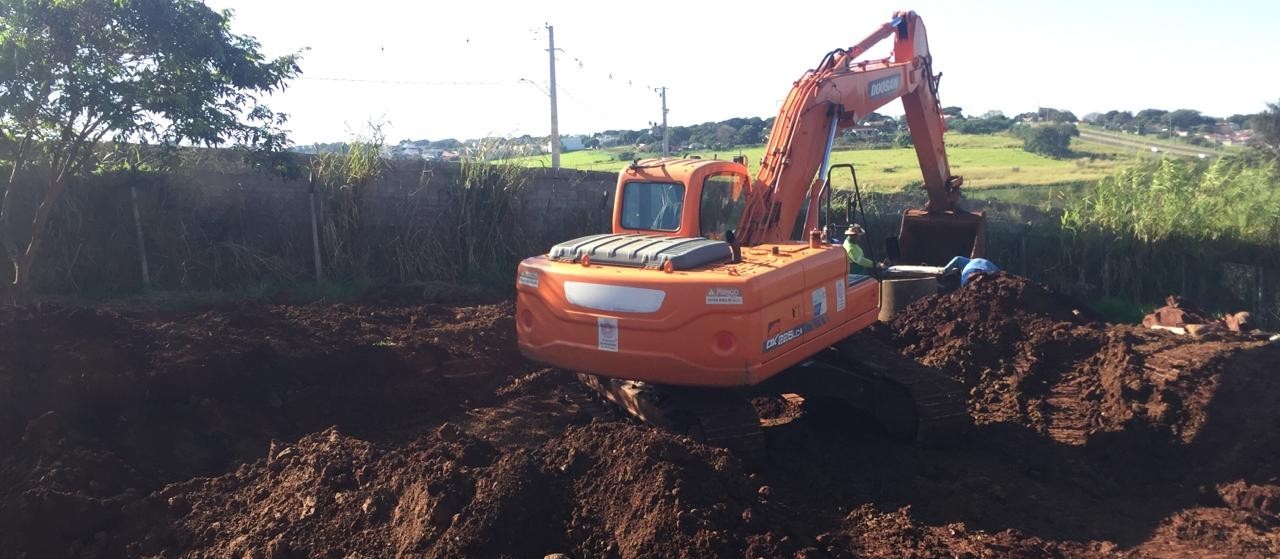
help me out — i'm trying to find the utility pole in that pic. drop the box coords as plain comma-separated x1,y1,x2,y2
546,24,560,169
659,86,669,157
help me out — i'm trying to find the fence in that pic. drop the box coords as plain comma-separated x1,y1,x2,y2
3,153,617,297
4,154,1276,328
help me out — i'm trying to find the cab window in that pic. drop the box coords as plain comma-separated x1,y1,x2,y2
699,173,746,239
621,181,684,231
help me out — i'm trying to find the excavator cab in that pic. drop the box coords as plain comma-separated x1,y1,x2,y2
612,158,750,241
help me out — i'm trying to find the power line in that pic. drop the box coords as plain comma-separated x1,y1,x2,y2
300,76,513,87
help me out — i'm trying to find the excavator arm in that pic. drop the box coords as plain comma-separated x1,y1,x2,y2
737,11,984,264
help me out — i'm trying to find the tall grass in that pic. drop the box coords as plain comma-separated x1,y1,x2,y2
1062,157,1280,245
308,126,388,279
1051,156,1278,319
448,141,533,285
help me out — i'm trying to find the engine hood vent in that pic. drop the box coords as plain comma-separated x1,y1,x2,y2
549,234,731,271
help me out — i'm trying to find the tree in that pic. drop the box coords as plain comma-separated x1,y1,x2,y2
1012,123,1078,158
1100,110,1135,131
0,0,299,292
1250,100,1280,157
1135,109,1169,133
1226,114,1253,129
1167,109,1213,131
942,106,964,118
712,124,736,148
1036,107,1077,123
950,114,1013,134
733,124,761,146
430,139,462,149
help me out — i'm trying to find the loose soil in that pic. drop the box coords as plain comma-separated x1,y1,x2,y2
2,273,1277,558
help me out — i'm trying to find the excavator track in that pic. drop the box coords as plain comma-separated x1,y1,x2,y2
834,335,969,444
571,334,964,456
757,335,968,445
564,377,617,422
575,373,765,459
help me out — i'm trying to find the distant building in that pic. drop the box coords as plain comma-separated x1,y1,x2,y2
547,136,587,153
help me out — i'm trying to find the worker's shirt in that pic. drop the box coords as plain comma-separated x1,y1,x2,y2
843,237,873,273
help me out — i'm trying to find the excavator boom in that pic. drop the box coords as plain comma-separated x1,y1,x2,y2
737,11,985,264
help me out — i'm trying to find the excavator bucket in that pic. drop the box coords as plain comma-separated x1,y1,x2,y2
896,209,987,266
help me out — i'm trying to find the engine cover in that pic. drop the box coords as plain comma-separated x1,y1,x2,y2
549,233,731,270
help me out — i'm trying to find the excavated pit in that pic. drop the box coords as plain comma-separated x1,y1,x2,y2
1,274,1277,558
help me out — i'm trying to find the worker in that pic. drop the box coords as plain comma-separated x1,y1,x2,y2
842,225,874,274
960,258,998,285
941,255,999,286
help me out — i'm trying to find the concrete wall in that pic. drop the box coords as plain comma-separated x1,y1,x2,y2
166,157,616,226
10,155,621,294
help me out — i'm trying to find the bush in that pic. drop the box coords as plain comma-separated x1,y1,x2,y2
1012,123,1078,158
617,151,636,161
950,115,1014,134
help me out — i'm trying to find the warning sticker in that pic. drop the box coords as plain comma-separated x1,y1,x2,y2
705,287,744,305
834,280,846,312
597,317,619,352
811,287,828,318
518,269,539,288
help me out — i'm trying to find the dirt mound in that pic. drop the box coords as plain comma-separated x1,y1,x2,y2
0,301,522,558
889,272,1276,447
3,280,1280,559
146,422,788,559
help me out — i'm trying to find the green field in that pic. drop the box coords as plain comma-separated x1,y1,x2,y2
502,133,1145,192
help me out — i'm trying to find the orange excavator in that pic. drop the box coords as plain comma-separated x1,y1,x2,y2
516,11,983,454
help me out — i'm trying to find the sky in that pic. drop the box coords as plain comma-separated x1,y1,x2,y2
204,0,1280,145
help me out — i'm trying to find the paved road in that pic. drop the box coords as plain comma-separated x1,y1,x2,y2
1078,130,1217,158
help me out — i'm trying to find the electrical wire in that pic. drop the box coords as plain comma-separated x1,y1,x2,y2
300,75,514,86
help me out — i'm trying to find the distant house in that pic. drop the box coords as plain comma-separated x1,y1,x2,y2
392,146,424,159
547,136,587,153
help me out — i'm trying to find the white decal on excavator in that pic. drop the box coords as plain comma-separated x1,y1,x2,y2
705,287,744,305
868,74,901,100
835,280,846,312
811,287,827,317
518,269,539,288
597,317,618,352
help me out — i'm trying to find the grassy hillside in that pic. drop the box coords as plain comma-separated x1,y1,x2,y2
1078,123,1243,154
501,133,1148,191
